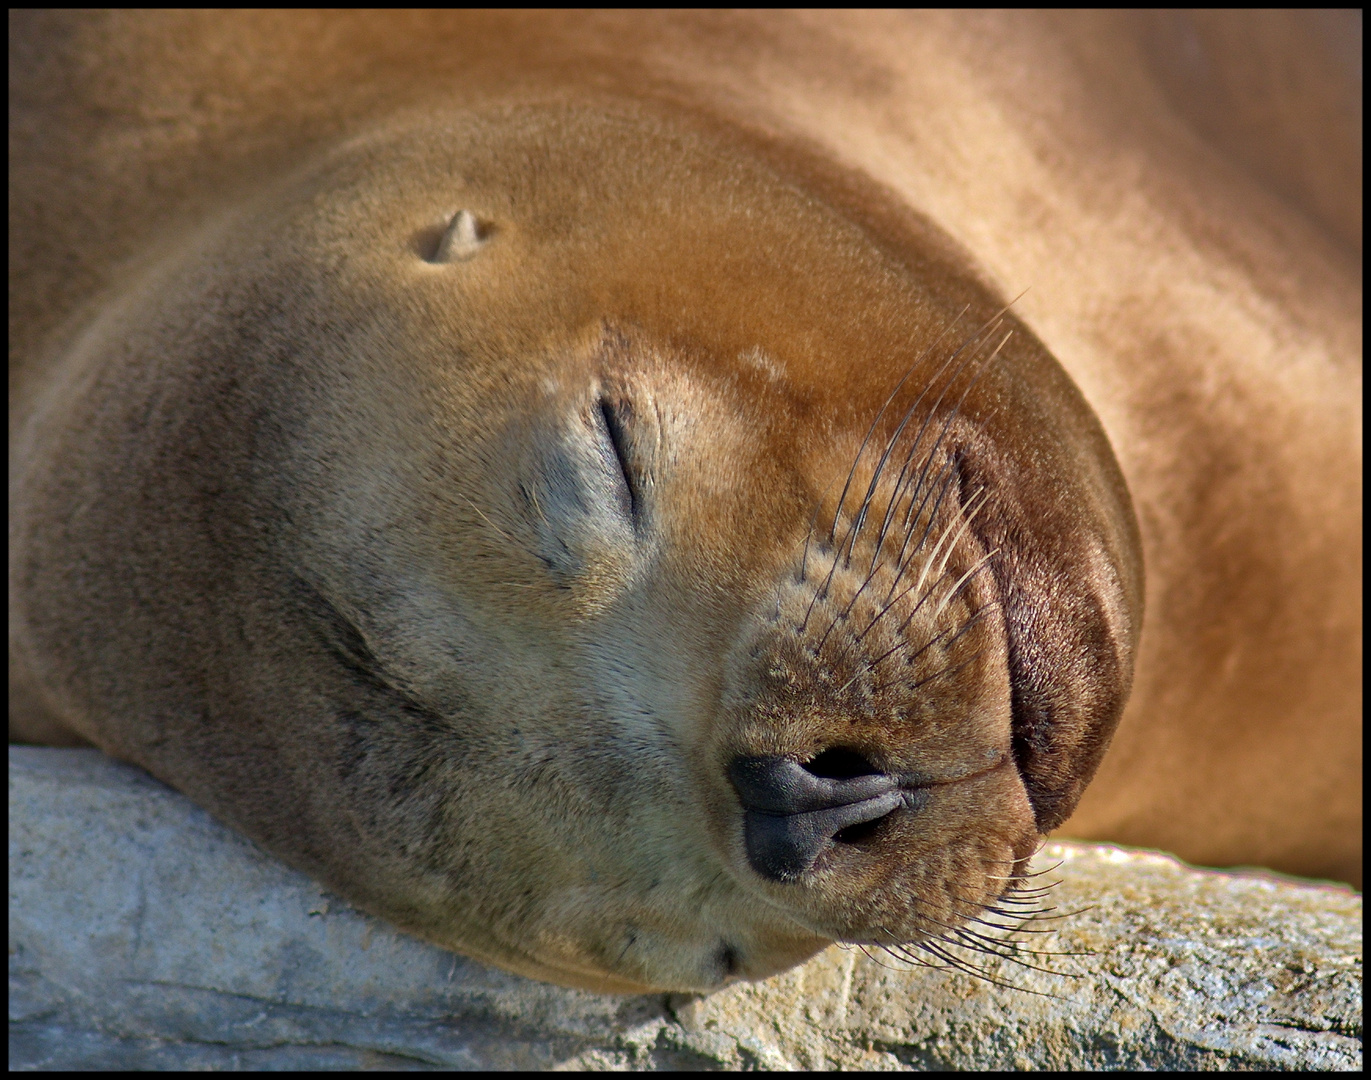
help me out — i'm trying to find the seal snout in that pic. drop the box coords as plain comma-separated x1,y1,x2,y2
728,754,914,881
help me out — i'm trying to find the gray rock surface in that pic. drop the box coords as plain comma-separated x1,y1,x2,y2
9,746,1362,1070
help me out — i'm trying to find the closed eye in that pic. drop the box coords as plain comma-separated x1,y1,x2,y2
597,395,641,529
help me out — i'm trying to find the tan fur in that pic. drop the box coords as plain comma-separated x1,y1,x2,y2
9,12,1361,993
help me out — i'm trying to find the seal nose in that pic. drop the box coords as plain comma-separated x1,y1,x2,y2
728,753,907,881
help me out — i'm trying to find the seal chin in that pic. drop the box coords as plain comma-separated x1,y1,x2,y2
530,912,832,995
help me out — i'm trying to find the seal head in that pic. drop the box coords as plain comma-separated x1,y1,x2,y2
10,103,1141,991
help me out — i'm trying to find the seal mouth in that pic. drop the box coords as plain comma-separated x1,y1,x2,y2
728,751,1009,881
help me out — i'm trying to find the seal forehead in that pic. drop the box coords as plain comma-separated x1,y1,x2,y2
261,104,970,398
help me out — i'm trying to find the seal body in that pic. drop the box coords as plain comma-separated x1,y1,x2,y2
9,12,1361,992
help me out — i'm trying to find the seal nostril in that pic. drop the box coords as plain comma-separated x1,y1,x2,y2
803,747,879,780
729,755,907,880
833,815,889,845
728,755,895,814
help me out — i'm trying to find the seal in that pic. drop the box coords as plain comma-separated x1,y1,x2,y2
9,12,1361,993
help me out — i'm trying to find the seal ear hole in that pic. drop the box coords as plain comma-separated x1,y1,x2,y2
411,224,449,261
803,747,880,780
414,210,495,263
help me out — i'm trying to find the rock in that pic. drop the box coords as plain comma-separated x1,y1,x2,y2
8,746,1362,1070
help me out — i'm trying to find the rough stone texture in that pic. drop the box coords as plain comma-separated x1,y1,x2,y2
9,746,1362,1071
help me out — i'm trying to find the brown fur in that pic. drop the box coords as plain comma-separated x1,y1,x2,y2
9,12,1360,993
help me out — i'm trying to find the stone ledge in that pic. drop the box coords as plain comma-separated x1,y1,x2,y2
8,746,1362,1070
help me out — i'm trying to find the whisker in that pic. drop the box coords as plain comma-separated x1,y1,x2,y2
959,911,1063,935
892,325,1010,526
866,592,996,675
917,942,1071,1000
824,305,972,549
811,391,987,663
848,485,989,673
881,456,960,601
904,486,990,616
939,892,1064,927
813,294,1025,637
853,322,1003,575
877,932,1069,999
947,928,1086,974
826,305,1011,600
930,548,1000,625
872,645,984,696
874,324,1013,599
795,475,841,632
461,494,519,545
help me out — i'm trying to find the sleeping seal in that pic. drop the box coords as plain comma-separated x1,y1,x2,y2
10,12,1360,993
